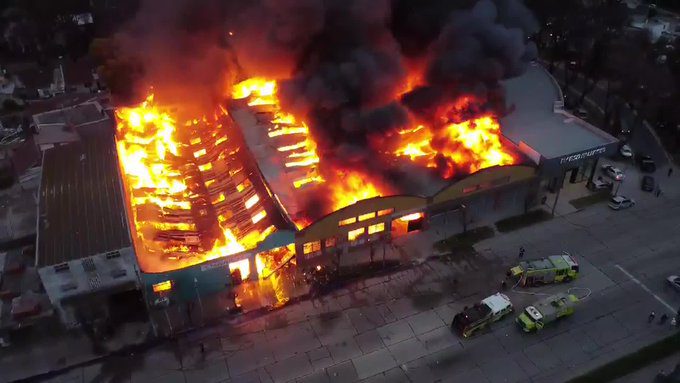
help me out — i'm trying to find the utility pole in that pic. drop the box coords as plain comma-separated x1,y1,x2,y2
461,204,467,233
551,170,565,217
194,277,204,326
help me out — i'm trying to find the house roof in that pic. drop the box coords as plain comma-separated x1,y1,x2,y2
36,135,130,267
33,102,110,145
25,94,100,116
34,125,80,146
33,102,105,126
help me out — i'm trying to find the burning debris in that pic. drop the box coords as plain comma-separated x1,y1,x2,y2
115,95,277,272
110,0,538,271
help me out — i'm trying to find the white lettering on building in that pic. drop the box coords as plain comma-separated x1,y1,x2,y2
559,147,606,165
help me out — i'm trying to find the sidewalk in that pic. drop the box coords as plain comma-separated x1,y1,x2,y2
0,321,150,383
614,354,680,383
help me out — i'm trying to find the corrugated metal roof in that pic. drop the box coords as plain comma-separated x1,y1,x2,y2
36,135,130,267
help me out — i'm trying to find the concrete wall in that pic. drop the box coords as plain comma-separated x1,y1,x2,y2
429,180,534,232
37,246,140,326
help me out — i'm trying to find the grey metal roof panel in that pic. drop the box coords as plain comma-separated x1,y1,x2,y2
501,65,617,159
36,135,130,267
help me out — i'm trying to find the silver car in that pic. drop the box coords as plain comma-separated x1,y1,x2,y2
608,196,635,210
667,275,680,292
619,144,633,158
602,164,625,181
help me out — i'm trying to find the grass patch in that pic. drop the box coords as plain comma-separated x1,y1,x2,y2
433,226,495,254
568,332,680,383
569,191,610,210
495,209,552,233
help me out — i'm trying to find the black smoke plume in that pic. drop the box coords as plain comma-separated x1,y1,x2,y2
112,0,233,115
116,0,537,162
225,0,537,162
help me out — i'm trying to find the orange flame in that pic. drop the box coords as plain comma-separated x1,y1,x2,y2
116,94,275,273
393,115,516,179
232,78,325,191
399,212,423,222
329,170,392,212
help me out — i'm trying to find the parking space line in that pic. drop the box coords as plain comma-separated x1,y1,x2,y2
615,264,676,314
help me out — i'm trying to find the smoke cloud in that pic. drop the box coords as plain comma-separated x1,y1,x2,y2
113,0,233,115
115,0,538,163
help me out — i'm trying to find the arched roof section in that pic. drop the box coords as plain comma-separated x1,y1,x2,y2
296,195,427,243
432,165,536,205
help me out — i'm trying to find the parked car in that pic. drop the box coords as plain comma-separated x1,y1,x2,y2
667,275,680,292
619,144,633,158
641,175,655,192
608,196,635,210
601,164,625,181
575,108,589,119
591,177,613,190
637,155,656,173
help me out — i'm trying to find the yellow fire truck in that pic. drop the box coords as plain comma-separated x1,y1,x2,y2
509,253,579,287
516,292,579,332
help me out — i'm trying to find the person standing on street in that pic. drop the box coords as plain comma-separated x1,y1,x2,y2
669,168,673,177
519,246,525,259
649,311,656,323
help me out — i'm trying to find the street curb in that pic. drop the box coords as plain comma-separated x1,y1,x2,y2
639,115,676,166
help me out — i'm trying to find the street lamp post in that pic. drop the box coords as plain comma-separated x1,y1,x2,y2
551,169,565,217
194,277,204,326
461,204,467,233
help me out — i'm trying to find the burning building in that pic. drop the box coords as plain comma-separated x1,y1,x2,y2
35,0,618,333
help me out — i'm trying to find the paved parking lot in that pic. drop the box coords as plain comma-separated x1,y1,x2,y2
30,171,680,383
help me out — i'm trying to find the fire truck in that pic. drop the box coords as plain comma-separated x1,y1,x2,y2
509,253,579,287
516,292,579,332
451,293,513,338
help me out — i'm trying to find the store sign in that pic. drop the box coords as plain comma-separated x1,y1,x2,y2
559,147,606,165
200,253,252,271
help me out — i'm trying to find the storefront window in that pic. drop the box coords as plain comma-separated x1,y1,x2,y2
338,217,357,226
325,237,337,248
368,222,385,234
377,208,394,216
358,212,376,221
348,227,365,241
303,241,321,254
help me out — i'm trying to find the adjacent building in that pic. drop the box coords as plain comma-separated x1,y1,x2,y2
36,135,141,328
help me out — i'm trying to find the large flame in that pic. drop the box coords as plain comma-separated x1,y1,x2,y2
329,169,392,212
392,114,516,179
232,79,324,190
232,78,396,227
115,94,275,272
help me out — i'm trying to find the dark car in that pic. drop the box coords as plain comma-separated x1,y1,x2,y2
641,175,655,192
638,155,656,173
